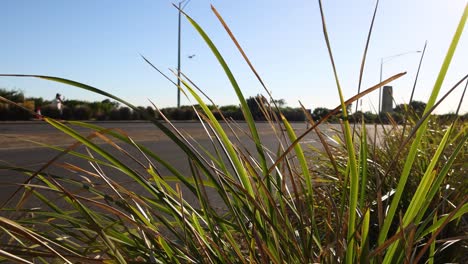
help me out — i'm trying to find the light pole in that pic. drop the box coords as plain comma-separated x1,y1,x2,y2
177,0,191,108
378,50,421,114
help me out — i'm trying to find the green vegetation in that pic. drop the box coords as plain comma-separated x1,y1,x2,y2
0,2,467,263
1,88,465,124
0,89,309,122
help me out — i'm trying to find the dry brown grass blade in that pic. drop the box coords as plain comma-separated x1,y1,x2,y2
0,216,77,263
374,73,468,193
300,101,340,179
268,72,406,174
210,5,268,102
179,71,271,159
210,4,291,143
141,54,177,86
0,248,108,264
369,223,417,257
353,0,380,127
400,41,427,138
413,197,468,263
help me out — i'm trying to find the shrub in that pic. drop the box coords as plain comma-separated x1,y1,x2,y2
0,103,8,120
61,106,73,120
145,106,157,119
73,105,92,120
0,3,466,264
119,107,132,120
0,88,24,102
109,108,121,120
41,105,61,119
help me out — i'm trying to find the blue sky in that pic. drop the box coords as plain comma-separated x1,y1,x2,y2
1,0,467,114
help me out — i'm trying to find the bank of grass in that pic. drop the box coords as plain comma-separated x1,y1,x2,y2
1,2,467,263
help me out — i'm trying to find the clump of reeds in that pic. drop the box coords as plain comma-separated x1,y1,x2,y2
0,1,467,263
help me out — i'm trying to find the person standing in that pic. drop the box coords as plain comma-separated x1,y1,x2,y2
53,93,64,117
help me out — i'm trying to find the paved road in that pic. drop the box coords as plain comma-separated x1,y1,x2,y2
0,121,313,206
0,121,386,211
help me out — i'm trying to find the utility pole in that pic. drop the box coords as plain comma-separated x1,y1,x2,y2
177,0,191,108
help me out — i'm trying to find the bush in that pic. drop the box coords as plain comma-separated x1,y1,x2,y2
73,105,92,120
119,107,132,120
281,108,305,121
109,108,121,120
41,105,61,119
0,103,8,120
61,106,73,120
1,4,466,264
145,106,157,119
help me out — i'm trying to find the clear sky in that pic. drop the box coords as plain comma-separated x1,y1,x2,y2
1,0,467,114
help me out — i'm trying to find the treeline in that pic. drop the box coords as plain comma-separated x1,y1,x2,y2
1,89,466,123
0,90,307,121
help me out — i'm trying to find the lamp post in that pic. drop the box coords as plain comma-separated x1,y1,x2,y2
378,50,421,114
177,0,191,108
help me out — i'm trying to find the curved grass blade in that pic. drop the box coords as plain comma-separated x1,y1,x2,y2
268,71,405,174
353,0,380,134
359,120,368,208
0,73,217,199
280,114,321,251
383,125,453,262
317,1,360,261
0,249,34,264
0,216,75,264
178,6,269,181
378,3,468,246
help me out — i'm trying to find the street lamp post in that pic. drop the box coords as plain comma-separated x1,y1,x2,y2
378,50,421,114
177,0,191,108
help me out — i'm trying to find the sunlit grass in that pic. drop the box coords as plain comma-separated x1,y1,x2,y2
0,2,467,263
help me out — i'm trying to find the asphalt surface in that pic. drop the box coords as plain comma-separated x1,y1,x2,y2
0,121,385,211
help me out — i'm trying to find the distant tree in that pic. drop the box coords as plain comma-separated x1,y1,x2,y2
109,108,121,120
146,106,156,119
246,94,268,120
281,108,305,121
409,101,426,115
219,105,240,112
219,105,243,120
101,99,119,108
312,107,331,121
119,107,132,120
0,88,24,102
394,101,427,116
271,98,286,108
364,111,378,123
73,105,92,120
63,99,89,109
25,97,45,108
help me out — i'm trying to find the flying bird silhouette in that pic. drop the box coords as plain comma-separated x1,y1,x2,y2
188,54,196,59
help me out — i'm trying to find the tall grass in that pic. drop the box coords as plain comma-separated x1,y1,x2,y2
0,2,467,263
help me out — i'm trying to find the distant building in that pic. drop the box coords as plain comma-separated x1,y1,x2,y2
382,86,393,114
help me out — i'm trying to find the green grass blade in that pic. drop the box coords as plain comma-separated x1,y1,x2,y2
317,1,360,261
421,202,468,237
280,114,321,250
404,126,453,225
178,76,254,197
428,213,437,264
384,124,459,261
378,3,468,245
414,132,467,226
360,208,370,264
0,248,34,264
180,9,269,180
0,74,219,199
359,121,368,208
